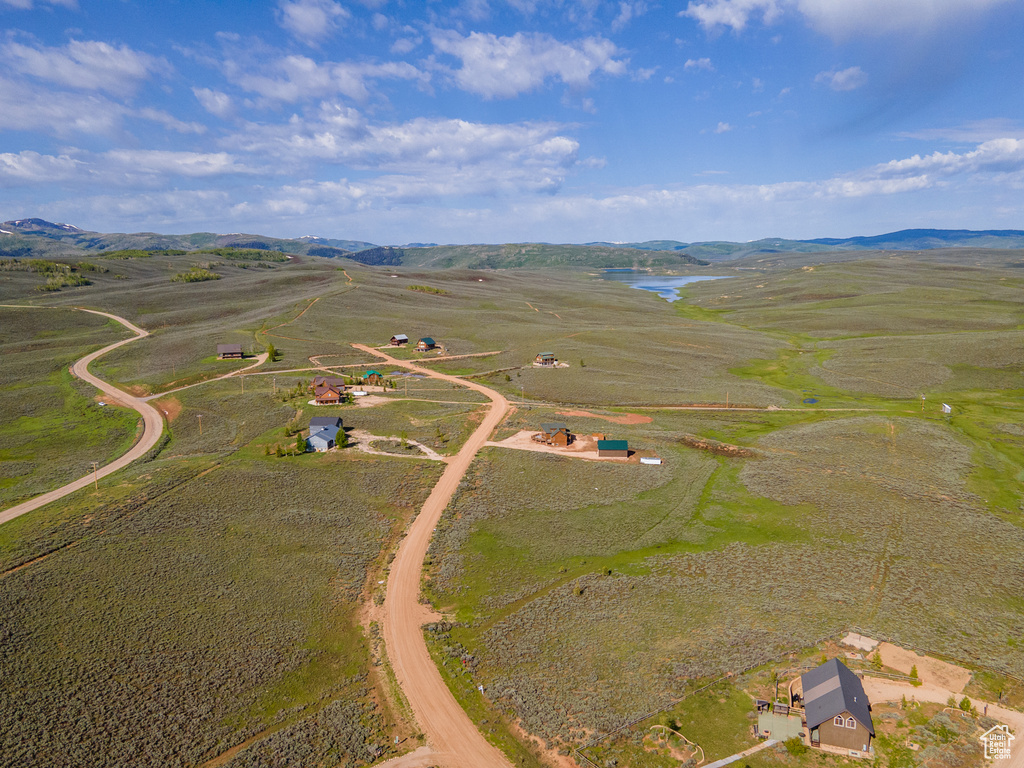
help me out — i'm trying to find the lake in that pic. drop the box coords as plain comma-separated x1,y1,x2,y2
600,272,729,302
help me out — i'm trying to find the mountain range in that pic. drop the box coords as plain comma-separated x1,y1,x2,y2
4,218,1024,267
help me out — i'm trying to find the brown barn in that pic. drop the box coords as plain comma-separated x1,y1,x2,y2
533,422,572,446
597,439,628,458
802,659,874,756
390,334,409,346
217,343,243,359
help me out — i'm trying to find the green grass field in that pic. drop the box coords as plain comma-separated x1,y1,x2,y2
0,307,141,507
3,248,1024,767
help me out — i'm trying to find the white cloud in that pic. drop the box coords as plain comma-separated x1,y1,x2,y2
103,150,255,178
0,0,77,8
899,119,1024,143
682,0,1013,37
612,1,648,32
430,30,627,98
0,150,83,184
714,121,733,133
227,104,581,196
137,108,207,134
276,0,350,43
193,87,235,119
815,65,867,91
0,76,124,136
0,39,163,94
231,54,428,103
684,57,713,71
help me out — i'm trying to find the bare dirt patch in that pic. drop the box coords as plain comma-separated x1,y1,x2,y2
877,642,972,692
486,430,631,462
556,409,652,425
154,396,182,422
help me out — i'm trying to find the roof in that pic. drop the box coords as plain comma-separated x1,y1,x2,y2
801,658,874,735
537,352,555,357
419,337,435,345
313,386,340,399
365,370,383,377
541,422,568,434
309,416,342,429
392,334,409,341
597,439,628,451
217,343,243,354
308,425,340,445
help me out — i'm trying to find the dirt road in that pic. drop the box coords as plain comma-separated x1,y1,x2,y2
0,307,164,526
862,677,1023,768
354,344,514,768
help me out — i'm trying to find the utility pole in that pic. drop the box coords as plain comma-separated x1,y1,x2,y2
91,461,99,490
726,391,729,409
273,376,277,394
241,375,244,393
197,414,203,436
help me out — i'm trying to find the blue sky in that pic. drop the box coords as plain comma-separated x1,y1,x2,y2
1,0,1022,244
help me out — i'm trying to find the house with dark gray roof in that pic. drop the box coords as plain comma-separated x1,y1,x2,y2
217,343,243,359
390,334,409,346
306,416,343,452
801,658,874,755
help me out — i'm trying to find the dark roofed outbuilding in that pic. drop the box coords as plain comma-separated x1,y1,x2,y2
597,439,628,458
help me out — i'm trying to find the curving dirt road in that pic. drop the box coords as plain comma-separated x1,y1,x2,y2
0,307,165,526
861,677,1023,768
354,344,514,768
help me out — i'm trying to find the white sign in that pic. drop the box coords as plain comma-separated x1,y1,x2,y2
980,724,1014,760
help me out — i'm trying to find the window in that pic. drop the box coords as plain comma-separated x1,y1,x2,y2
847,718,856,729
834,716,844,726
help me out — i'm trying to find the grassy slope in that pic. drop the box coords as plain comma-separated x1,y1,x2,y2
0,307,141,507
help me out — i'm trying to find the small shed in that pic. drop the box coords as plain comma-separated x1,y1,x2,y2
597,439,629,458
535,352,557,366
416,337,436,351
390,334,409,346
217,343,243,359
533,422,572,447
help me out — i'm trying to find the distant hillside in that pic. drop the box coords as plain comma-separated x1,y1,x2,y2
4,220,1022,268
0,219,370,259
587,229,1024,261
401,243,709,269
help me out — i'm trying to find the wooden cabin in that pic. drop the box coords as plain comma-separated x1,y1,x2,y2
217,343,243,359
310,376,346,391
364,370,385,386
416,337,437,351
535,352,557,366
802,659,874,756
390,334,409,346
597,439,628,458
313,386,341,405
533,422,572,447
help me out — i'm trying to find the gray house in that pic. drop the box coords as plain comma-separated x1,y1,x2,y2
307,416,343,452
801,658,874,755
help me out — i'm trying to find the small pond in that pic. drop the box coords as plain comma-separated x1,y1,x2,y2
600,271,730,302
